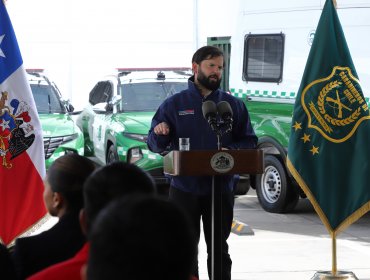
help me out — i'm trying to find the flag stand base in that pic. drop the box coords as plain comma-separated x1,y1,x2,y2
311,271,358,280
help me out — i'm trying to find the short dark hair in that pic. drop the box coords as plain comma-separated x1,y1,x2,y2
47,154,96,213
83,161,156,234
88,195,197,280
192,45,224,64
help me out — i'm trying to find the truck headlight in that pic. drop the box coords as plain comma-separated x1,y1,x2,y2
123,132,148,143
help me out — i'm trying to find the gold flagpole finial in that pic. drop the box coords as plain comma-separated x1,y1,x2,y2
332,0,337,8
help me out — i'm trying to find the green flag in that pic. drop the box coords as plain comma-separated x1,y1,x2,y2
287,0,370,236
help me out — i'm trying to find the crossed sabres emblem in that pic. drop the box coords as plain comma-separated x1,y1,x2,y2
0,90,35,169
292,66,370,155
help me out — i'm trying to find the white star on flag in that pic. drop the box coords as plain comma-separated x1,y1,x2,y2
0,119,10,131
0,34,5,58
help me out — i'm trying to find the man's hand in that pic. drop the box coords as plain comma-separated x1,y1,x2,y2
154,122,170,135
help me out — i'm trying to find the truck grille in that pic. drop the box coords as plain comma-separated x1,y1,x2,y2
43,134,78,159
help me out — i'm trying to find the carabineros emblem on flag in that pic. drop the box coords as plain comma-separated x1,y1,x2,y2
302,66,369,143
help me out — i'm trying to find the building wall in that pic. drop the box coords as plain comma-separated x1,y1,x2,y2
7,0,237,109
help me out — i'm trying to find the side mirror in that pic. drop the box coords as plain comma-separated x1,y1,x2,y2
110,95,122,106
92,102,108,114
108,95,122,113
61,99,75,113
67,104,74,112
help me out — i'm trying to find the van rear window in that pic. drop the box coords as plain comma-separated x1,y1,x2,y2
243,33,285,83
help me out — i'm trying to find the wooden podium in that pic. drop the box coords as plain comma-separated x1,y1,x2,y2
164,149,264,280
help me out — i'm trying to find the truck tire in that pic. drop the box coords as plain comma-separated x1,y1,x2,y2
107,144,119,164
256,155,299,213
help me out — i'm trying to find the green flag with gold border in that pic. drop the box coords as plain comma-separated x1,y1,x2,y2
287,0,370,236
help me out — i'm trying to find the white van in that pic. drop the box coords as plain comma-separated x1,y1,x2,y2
227,0,370,212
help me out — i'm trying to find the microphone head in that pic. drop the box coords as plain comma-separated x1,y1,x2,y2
217,101,233,119
202,100,217,119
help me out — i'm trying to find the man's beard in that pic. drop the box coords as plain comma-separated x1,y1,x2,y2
197,69,221,91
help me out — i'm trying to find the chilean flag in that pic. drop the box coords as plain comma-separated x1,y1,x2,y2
0,1,47,246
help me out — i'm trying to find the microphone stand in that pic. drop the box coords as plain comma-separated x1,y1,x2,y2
211,121,228,280
215,119,230,151
216,130,222,151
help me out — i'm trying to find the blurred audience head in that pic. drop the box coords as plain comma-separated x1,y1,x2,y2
82,161,156,235
44,153,96,217
87,195,197,280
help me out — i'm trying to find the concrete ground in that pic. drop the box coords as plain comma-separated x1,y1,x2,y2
197,190,370,280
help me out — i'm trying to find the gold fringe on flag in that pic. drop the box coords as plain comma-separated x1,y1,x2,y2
6,213,52,248
286,158,370,236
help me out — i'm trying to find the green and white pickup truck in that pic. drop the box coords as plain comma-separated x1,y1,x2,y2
27,70,84,169
76,68,190,194
209,0,370,213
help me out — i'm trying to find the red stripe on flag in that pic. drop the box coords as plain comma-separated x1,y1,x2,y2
0,152,46,246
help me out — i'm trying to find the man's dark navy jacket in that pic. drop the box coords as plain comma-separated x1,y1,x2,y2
147,77,258,195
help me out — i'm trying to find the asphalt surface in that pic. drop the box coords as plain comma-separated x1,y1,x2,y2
197,189,370,280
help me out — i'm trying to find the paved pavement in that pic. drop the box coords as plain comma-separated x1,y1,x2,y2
197,190,370,280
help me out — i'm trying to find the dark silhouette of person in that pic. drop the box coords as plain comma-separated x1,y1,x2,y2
147,46,258,279
12,154,95,279
27,161,156,280
0,243,16,280
87,194,197,280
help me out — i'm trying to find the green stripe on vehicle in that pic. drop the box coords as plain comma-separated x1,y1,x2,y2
230,88,370,105
142,149,162,160
230,88,297,99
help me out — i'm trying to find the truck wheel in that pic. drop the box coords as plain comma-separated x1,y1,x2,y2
256,155,298,213
107,145,119,164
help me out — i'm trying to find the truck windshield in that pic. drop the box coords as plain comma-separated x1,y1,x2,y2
120,81,187,112
31,84,66,114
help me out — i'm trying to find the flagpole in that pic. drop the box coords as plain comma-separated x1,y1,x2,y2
311,231,358,280
289,0,364,279
332,233,337,276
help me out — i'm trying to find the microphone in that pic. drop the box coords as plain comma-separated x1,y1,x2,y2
217,101,233,132
202,100,218,131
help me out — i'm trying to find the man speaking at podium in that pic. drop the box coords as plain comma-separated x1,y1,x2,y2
147,46,257,280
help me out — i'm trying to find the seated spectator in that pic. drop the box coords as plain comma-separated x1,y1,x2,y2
86,194,197,280
27,161,156,280
12,154,95,279
0,243,16,280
